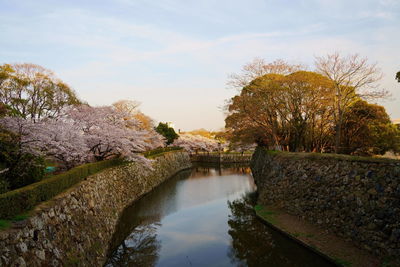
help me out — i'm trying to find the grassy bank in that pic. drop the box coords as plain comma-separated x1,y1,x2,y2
263,149,400,164
254,204,394,267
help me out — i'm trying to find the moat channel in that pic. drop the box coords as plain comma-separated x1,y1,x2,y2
105,164,336,267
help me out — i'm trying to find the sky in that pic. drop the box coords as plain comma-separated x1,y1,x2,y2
1,0,399,131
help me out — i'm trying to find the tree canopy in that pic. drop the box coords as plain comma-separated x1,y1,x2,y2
341,100,400,155
225,56,398,155
0,63,81,121
155,122,179,145
225,71,335,152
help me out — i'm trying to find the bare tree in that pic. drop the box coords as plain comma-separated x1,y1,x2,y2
112,99,141,116
227,58,304,90
315,52,386,153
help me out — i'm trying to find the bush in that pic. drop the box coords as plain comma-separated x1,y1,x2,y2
143,147,182,158
155,122,179,145
0,157,125,219
0,177,9,194
6,153,45,190
0,128,46,189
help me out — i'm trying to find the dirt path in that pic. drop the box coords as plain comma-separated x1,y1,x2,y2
254,204,394,267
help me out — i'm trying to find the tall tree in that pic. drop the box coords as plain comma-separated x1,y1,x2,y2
0,63,81,121
155,122,178,145
315,53,385,153
225,71,335,152
227,58,304,90
341,100,400,155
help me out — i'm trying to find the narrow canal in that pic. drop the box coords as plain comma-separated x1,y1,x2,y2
105,165,336,267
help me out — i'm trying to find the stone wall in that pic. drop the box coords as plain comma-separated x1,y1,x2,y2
190,153,252,163
251,148,400,259
0,151,191,266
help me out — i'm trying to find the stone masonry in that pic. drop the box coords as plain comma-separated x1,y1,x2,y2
0,151,191,266
251,148,400,260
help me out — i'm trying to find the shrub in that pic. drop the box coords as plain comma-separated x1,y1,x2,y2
143,147,182,158
0,157,125,219
0,177,9,194
155,122,179,145
6,153,45,190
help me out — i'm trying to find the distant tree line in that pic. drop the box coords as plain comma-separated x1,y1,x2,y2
225,54,400,155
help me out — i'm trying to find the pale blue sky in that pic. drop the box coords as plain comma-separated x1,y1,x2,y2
1,0,399,130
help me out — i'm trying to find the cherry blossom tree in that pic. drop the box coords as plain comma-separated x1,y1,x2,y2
1,104,166,170
0,116,89,169
66,105,155,162
172,133,220,153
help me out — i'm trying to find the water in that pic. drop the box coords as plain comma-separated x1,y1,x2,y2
106,165,336,267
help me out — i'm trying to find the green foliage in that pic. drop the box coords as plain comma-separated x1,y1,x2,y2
225,71,335,151
0,178,9,194
143,147,182,158
0,157,125,219
0,63,81,121
341,100,400,155
155,122,179,145
0,219,11,230
334,257,352,267
396,71,400,83
262,148,400,163
0,127,46,190
6,153,45,190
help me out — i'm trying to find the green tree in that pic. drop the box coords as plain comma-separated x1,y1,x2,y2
155,122,179,145
0,101,45,192
0,63,81,121
396,71,400,82
341,100,400,155
225,71,335,152
0,127,45,191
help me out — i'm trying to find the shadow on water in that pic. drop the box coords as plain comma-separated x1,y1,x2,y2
105,165,336,267
106,169,192,266
227,194,336,267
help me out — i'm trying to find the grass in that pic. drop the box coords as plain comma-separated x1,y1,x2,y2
0,213,30,231
292,232,315,238
380,257,398,267
143,147,182,158
254,205,278,225
194,151,253,155
334,257,353,267
12,213,29,221
145,149,183,159
263,148,400,164
0,219,11,230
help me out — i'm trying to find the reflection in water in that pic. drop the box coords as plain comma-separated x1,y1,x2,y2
106,165,335,267
227,195,336,267
106,223,161,266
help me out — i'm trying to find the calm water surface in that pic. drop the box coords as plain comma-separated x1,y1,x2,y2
106,165,336,267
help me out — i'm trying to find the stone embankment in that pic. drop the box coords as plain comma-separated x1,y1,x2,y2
0,151,191,266
251,148,400,261
190,153,252,163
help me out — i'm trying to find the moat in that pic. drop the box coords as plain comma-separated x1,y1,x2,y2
105,165,336,267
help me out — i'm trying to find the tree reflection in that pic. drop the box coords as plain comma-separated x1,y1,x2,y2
227,194,276,266
227,194,335,267
106,223,161,267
